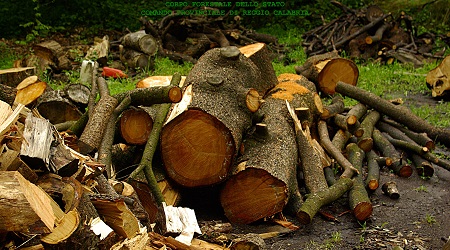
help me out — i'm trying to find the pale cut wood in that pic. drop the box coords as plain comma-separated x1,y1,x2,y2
0,67,36,87
426,54,450,97
0,171,55,233
14,81,48,106
0,100,12,126
0,103,25,139
20,113,53,170
16,75,38,90
86,36,110,65
41,210,80,244
136,75,186,88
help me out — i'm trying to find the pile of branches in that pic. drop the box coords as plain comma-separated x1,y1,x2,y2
139,8,286,64
302,1,448,67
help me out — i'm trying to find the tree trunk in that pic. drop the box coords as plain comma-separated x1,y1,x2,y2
0,67,36,87
122,30,158,56
161,46,264,187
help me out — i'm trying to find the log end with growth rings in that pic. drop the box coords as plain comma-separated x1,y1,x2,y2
161,109,235,187
353,201,373,221
220,167,288,224
318,58,359,95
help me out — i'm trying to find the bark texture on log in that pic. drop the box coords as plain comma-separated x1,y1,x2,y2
36,90,82,125
161,46,265,187
33,40,71,71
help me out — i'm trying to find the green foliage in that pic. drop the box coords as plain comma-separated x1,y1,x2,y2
0,42,19,70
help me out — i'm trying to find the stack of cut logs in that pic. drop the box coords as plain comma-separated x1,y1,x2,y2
1,41,450,249
302,1,447,67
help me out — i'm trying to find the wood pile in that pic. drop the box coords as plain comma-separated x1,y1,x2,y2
1,42,450,249
301,1,447,67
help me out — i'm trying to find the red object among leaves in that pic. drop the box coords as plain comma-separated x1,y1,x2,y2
102,67,128,78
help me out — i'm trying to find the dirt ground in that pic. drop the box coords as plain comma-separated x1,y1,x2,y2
226,93,450,250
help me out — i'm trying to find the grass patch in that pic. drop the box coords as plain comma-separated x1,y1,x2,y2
0,42,20,70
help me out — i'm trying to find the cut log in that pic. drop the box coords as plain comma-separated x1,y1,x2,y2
239,42,278,95
114,84,182,106
220,85,307,224
372,129,413,177
119,107,153,145
161,46,264,187
296,177,354,224
120,46,154,69
32,40,71,71
78,77,118,155
321,94,345,119
346,143,372,221
136,75,186,89
334,81,450,147
36,90,82,125
0,84,17,105
0,171,55,233
365,23,390,44
382,181,400,199
295,51,359,94
426,54,450,97
122,30,158,56
365,150,380,191
356,110,380,152
63,84,91,111
0,67,36,87
381,118,435,150
20,113,53,171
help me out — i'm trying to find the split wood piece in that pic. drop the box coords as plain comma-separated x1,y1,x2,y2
36,90,83,125
161,47,264,187
40,210,80,246
129,179,180,224
357,110,380,152
231,233,266,250
239,42,278,95
63,84,91,111
32,40,71,71
49,137,80,177
14,77,49,107
296,177,354,224
122,30,158,56
155,202,201,242
334,81,450,148
333,114,364,137
426,54,450,97
381,118,435,150
85,36,110,66
0,103,25,140
346,143,373,221
119,46,154,69
87,61,99,119
78,77,118,155
377,121,434,177
318,120,358,179
295,51,359,94
98,96,132,177
0,146,38,184
220,97,302,224
119,107,153,146
0,171,55,233
382,132,450,172
0,100,12,127
372,129,413,177
90,195,140,239
365,23,390,44
321,94,345,119
0,67,36,87
20,113,53,170
0,84,17,105
136,75,186,89
382,181,400,199
287,101,327,195
365,150,380,191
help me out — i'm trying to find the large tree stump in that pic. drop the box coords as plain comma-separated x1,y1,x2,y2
161,46,265,187
426,54,450,97
0,67,36,87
